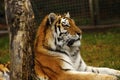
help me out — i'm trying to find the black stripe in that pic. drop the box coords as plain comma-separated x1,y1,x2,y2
36,59,58,74
55,38,57,45
92,69,95,73
77,60,82,70
58,19,61,24
35,59,48,76
84,67,87,71
71,52,76,57
96,69,99,73
56,49,69,56
57,37,62,41
58,25,61,32
62,69,71,71
59,32,67,36
44,46,69,57
60,59,73,66
59,33,62,36
92,69,100,73
55,24,57,33
43,66,58,74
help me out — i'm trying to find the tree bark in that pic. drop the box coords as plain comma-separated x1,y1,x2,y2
5,0,36,80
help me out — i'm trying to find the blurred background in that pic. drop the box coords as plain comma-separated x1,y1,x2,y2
32,0,120,26
0,0,120,69
0,0,120,27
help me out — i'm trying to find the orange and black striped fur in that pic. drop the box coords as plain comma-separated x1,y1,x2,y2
34,13,120,80
0,13,120,80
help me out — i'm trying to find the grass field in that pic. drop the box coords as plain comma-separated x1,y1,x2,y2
0,27,120,70
0,35,9,63
81,27,120,70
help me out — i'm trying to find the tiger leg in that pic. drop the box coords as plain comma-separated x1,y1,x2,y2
82,66,120,77
35,63,49,80
59,71,118,80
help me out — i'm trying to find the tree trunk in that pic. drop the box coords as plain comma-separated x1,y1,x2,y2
5,0,36,80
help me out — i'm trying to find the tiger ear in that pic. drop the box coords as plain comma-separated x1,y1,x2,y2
48,13,57,25
65,12,70,18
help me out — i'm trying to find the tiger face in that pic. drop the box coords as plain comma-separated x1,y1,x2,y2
44,13,82,51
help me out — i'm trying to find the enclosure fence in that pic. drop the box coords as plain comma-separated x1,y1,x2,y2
0,0,120,27
31,0,120,27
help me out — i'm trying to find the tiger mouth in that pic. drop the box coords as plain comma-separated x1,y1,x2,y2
67,38,80,46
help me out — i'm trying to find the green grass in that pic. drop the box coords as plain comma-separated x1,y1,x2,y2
0,35,9,63
0,27,120,70
81,27,120,70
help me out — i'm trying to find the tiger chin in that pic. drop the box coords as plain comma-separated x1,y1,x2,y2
34,12,120,80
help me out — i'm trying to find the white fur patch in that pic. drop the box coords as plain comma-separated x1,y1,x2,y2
61,18,70,27
72,40,81,47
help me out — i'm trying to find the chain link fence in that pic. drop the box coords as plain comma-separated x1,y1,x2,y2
31,0,120,27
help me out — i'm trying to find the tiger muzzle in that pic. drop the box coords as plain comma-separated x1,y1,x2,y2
67,38,80,46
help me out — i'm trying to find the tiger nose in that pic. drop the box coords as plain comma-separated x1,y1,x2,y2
76,31,82,36
77,32,81,36
76,29,82,36
77,32,82,40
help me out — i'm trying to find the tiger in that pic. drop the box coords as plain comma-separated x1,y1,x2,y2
0,13,120,80
34,12,120,80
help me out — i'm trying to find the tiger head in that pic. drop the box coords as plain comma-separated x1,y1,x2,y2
36,13,82,52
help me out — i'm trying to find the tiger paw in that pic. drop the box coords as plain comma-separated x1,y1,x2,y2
110,69,120,78
115,71,120,80
116,70,120,77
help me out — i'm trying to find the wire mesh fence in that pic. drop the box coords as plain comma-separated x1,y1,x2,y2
31,0,91,26
31,0,120,27
0,0,120,27
99,0,120,24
